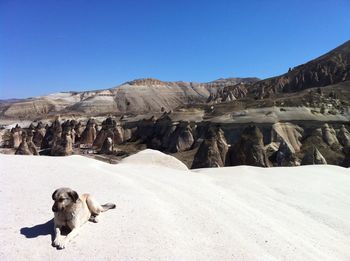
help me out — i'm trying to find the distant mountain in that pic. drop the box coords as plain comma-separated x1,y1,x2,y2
252,40,350,99
2,40,349,119
0,77,258,119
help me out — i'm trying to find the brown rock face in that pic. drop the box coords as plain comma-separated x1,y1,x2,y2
74,122,84,142
93,117,116,149
113,125,125,145
271,122,303,153
93,117,128,150
192,127,228,168
33,122,46,147
301,146,327,165
275,141,298,166
168,123,195,153
99,137,114,155
207,83,249,104
322,123,339,146
147,114,175,150
227,125,271,167
15,133,32,155
337,125,350,147
10,124,22,149
80,119,97,145
41,119,62,149
26,130,39,155
252,40,350,98
342,146,350,167
51,130,73,156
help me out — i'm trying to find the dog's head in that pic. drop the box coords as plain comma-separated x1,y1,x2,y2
51,187,79,212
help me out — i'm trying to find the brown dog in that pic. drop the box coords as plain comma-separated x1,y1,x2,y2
51,187,115,249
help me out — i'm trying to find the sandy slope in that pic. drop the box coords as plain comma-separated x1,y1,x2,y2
0,150,349,260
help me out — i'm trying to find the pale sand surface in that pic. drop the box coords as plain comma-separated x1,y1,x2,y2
0,149,349,260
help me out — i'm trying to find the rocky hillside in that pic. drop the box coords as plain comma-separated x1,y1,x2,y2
3,116,350,168
0,78,258,119
252,40,350,99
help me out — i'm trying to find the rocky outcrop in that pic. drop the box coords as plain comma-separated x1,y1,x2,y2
113,125,126,145
227,125,271,167
0,76,259,119
252,40,350,98
15,133,31,155
61,120,77,144
192,127,228,168
342,146,350,167
51,130,73,156
74,121,84,142
93,117,116,149
41,119,62,149
93,117,129,150
147,114,175,150
137,117,158,142
80,119,97,145
207,84,249,104
15,132,37,155
301,146,327,165
322,124,339,146
99,137,114,155
26,130,39,155
10,124,22,149
168,122,195,153
265,142,279,161
271,122,303,153
337,125,350,147
275,141,298,166
33,122,46,147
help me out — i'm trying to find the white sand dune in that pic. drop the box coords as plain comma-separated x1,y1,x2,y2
0,150,349,260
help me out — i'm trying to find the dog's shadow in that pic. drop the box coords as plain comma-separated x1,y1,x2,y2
20,219,55,241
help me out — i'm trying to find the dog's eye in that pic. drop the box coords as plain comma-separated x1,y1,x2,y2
59,198,65,202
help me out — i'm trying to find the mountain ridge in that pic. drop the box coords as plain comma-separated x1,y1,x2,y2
251,40,350,98
1,40,349,119
0,77,259,118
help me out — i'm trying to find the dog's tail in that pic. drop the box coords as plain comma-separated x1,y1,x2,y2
101,203,116,212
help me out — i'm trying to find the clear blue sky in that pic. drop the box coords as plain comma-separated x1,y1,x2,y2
1,0,349,99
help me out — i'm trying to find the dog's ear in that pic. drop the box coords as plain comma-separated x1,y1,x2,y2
52,189,58,200
68,190,79,202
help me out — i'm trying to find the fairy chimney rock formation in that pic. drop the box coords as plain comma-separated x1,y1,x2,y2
301,146,327,165
15,132,32,155
322,124,339,146
337,125,350,147
33,122,46,147
80,119,97,146
227,125,271,167
192,127,228,168
99,137,114,154
10,124,22,149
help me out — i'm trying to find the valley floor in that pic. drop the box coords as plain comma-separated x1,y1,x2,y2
0,150,349,260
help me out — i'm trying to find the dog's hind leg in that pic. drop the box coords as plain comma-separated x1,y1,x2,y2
86,194,116,214
101,203,116,211
85,194,104,215
85,194,116,224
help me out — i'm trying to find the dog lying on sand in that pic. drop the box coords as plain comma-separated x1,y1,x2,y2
51,187,116,249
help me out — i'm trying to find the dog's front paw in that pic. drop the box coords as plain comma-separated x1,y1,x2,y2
53,238,66,249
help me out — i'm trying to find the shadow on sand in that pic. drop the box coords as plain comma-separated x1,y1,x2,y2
20,219,55,241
